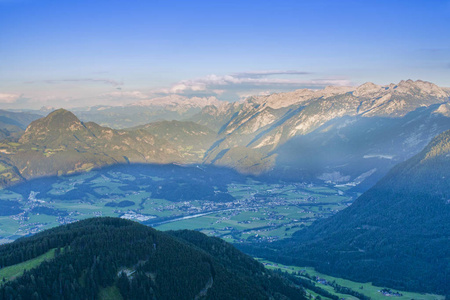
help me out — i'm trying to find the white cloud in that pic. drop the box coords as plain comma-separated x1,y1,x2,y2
237,90,272,99
3,70,353,108
26,78,123,87
0,93,21,103
232,70,311,78
160,70,352,99
212,89,226,95
99,91,150,100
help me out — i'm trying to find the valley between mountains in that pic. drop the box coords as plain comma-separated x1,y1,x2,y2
0,80,449,299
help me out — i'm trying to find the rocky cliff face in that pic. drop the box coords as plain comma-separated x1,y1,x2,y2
204,80,449,152
197,80,450,182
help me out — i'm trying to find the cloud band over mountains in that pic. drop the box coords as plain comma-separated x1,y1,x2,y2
2,70,352,108
163,70,351,97
26,78,123,87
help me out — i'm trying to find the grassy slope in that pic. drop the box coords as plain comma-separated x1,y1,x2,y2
98,286,123,300
0,248,55,282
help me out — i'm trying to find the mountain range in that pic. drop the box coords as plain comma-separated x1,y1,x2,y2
201,80,450,181
0,109,217,186
0,80,449,190
36,95,223,129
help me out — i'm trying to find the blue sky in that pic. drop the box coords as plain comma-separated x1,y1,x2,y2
1,0,449,108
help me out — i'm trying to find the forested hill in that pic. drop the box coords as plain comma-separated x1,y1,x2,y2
244,130,450,296
0,217,306,300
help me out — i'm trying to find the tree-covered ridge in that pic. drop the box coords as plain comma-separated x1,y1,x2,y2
243,130,450,296
378,129,450,195
0,217,306,300
422,129,450,161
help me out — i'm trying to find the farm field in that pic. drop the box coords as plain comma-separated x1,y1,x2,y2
259,260,444,300
0,164,357,243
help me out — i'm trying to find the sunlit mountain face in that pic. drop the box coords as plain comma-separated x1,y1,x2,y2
1,1,450,299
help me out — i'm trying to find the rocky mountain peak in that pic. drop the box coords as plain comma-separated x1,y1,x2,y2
251,86,356,110
45,108,81,123
20,109,86,143
394,79,448,97
34,109,82,130
353,82,382,97
350,80,449,99
319,85,354,97
434,103,450,117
